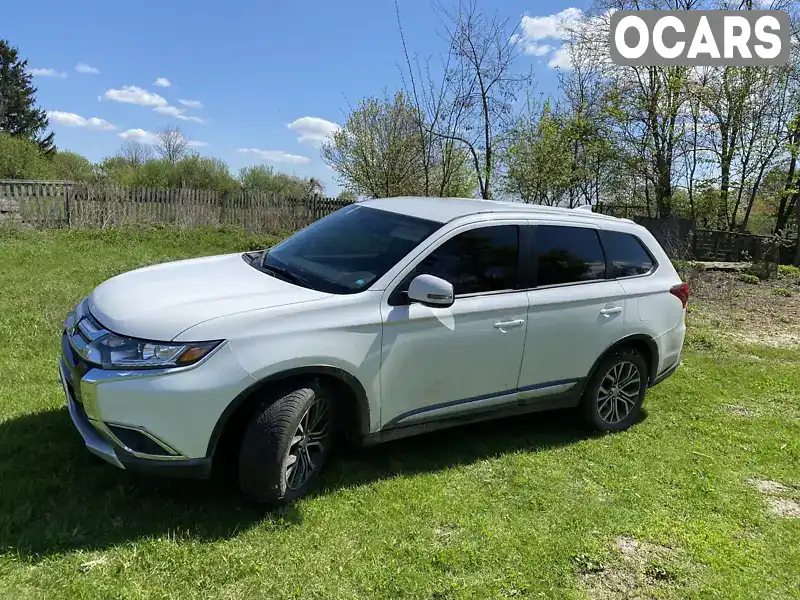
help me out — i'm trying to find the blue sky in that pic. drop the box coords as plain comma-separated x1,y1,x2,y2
6,0,590,195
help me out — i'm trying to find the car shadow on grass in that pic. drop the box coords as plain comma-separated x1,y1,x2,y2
0,405,645,559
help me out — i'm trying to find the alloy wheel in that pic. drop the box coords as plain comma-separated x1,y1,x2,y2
283,395,329,490
597,361,641,424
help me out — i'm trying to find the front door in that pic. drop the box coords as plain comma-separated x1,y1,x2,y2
379,222,529,429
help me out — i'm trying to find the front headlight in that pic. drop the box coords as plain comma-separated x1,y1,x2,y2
64,297,221,369
91,333,221,369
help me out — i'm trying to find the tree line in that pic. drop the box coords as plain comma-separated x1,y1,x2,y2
322,0,800,264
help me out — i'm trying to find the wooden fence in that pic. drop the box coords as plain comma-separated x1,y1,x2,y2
0,181,353,234
692,229,796,264
595,203,796,265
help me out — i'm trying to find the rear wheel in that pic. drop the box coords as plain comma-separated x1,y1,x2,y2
580,347,648,432
238,382,333,505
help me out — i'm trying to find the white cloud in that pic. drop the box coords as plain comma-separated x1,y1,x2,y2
187,140,208,148
237,148,311,165
75,63,99,74
515,8,584,69
153,105,204,123
153,105,183,117
118,128,159,144
47,111,116,131
525,43,553,57
178,99,203,108
153,77,171,87
103,86,168,107
547,47,572,69
518,8,583,43
287,117,340,145
30,68,67,78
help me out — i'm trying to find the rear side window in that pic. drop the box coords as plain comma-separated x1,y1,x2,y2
533,225,606,286
602,231,654,278
409,225,519,296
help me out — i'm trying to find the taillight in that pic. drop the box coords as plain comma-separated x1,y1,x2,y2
670,282,690,308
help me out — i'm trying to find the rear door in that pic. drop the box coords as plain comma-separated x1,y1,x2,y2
518,223,627,394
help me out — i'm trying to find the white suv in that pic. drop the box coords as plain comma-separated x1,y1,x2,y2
59,197,688,504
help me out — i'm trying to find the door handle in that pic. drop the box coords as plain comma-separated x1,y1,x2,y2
494,319,525,331
599,307,623,317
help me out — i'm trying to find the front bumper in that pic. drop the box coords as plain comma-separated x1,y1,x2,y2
59,359,212,478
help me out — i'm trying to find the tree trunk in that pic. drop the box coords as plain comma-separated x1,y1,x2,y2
794,196,800,267
719,124,731,228
655,164,672,218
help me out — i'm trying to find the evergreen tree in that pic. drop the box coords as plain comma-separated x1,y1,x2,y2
0,39,55,155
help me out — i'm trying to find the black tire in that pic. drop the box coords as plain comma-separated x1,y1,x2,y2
238,381,334,505
580,347,649,432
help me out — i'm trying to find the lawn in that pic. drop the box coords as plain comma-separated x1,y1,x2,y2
0,227,798,600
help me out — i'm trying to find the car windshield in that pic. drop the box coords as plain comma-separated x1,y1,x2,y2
256,204,443,294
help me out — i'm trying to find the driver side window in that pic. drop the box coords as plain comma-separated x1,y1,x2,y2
393,225,520,303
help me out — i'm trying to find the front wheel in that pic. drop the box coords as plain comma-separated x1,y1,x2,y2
238,382,333,505
580,348,648,432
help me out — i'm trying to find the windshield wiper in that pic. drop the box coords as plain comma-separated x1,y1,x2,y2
261,262,312,289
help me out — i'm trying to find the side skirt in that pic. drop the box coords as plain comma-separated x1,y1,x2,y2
361,383,583,447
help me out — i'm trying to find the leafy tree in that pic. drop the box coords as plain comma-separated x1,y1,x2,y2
172,154,237,191
50,151,96,182
0,132,55,178
336,189,357,202
503,101,577,206
323,92,422,198
239,164,322,198
0,39,54,154
323,91,476,198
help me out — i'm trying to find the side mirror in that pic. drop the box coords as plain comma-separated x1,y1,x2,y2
407,274,454,308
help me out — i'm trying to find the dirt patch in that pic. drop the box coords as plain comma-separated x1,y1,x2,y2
723,404,756,417
577,536,684,599
765,497,800,518
746,478,800,519
688,271,800,348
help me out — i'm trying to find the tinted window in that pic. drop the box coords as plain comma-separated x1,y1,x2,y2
534,225,606,286
602,231,654,277
408,225,519,296
262,205,442,294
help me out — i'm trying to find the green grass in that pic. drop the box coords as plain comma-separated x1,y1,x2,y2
1,227,798,599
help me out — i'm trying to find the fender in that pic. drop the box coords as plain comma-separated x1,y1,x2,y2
205,365,371,458
581,334,660,395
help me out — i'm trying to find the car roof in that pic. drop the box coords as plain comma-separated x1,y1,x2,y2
359,196,634,226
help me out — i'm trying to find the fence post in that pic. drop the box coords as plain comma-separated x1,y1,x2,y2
65,185,71,227
219,191,228,225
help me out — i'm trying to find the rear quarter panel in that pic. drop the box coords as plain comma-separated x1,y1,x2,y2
608,225,686,374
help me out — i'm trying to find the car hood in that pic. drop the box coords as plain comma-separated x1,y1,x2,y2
88,252,330,340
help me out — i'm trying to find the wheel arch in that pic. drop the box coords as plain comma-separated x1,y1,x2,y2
583,334,659,391
206,365,371,460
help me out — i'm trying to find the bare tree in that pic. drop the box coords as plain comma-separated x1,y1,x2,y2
394,0,475,197
572,0,705,217
426,0,530,199
155,126,189,164
117,140,153,165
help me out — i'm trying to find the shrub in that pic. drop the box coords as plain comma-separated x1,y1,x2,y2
772,287,793,297
778,265,800,282
738,273,760,284
672,259,702,284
